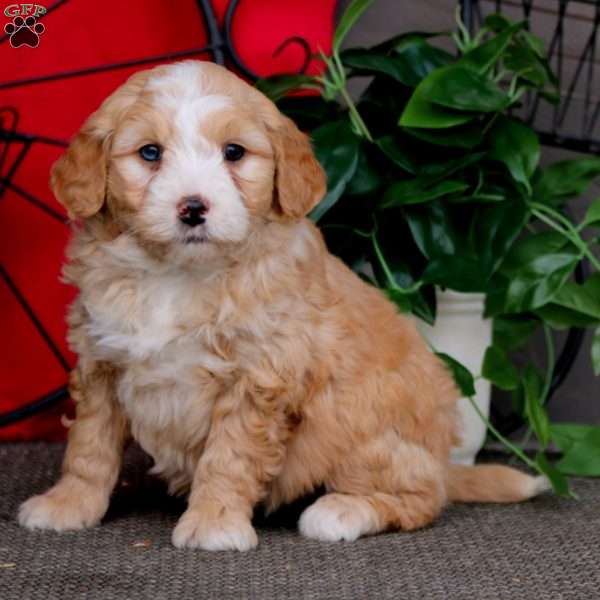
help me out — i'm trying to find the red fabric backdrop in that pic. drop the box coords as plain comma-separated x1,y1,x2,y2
0,0,335,441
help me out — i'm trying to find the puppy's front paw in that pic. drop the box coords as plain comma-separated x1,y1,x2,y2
18,482,108,532
172,509,258,551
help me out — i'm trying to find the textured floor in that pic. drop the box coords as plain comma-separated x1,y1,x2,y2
0,443,598,599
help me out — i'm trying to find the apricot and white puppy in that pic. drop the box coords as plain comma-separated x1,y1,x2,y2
18,61,548,550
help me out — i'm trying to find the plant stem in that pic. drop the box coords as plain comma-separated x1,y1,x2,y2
481,112,500,136
513,324,555,461
339,85,373,142
530,203,600,271
371,231,422,294
466,395,540,473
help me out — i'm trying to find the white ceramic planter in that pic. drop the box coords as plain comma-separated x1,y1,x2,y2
417,290,492,465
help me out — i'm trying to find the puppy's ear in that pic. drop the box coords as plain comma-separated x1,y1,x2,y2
270,115,326,219
51,70,150,219
50,124,108,219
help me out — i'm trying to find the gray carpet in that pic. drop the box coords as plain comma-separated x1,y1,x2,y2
0,443,598,600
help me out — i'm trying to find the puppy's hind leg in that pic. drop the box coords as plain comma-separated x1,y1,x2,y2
299,435,447,542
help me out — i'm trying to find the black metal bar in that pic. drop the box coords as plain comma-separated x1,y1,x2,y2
0,130,68,147
552,0,567,134
582,6,599,136
223,0,260,80
537,131,600,154
461,0,474,33
556,29,595,130
0,179,68,223
0,387,69,428
273,37,313,76
196,0,226,65
0,46,215,91
0,265,71,373
0,107,19,175
0,140,31,196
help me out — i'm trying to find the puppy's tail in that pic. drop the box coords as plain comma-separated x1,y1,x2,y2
446,463,551,503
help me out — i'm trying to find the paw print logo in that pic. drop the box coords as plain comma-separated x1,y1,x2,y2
4,15,45,48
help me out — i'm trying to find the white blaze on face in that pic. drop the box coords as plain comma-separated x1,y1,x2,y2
135,65,251,245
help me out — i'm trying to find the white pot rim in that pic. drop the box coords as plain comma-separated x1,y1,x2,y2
435,290,487,315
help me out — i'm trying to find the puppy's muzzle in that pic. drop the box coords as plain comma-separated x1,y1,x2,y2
178,196,209,227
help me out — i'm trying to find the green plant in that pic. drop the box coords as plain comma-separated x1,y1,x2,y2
257,1,600,496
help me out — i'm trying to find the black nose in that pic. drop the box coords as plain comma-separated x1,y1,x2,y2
178,196,209,227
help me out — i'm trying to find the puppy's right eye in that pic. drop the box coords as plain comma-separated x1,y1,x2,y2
139,144,162,162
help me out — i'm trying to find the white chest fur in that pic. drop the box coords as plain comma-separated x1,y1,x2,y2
85,271,192,361
80,256,234,494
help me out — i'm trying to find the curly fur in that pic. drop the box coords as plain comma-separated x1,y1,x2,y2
18,61,548,550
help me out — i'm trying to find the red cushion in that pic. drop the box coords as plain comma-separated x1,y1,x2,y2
0,0,335,441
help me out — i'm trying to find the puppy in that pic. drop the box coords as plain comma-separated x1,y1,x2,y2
18,61,548,550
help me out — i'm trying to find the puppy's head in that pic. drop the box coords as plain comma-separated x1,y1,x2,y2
51,61,325,255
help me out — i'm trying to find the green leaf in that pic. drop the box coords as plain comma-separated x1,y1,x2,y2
405,201,458,259
504,41,552,86
486,233,580,314
419,65,511,112
370,31,446,54
459,21,525,74
551,423,600,453
393,37,454,83
255,74,317,102
310,120,360,222
484,14,513,32
535,452,573,497
436,353,476,397
399,88,478,129
333,0,374,53
470,198,530,275
556,427,600,477
342,42,452,88
403,123,483,149
522,31,546,58
493,315,539,351
580,197,600,228
380,152,486,209
376,136,417,174
342,50,417,85
405,201,497,292
277,96,340,131
522,366,550,448
488,116,540,195
534,273,600,329
533,158,600,207
380,179,469,208
419,152,486,178
592,327,600,376
481,345,520,391
535,304,599,329
345,144,382,196
421,255,490,293
385,287,412,313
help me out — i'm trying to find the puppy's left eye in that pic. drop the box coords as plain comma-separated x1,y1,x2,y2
139,144,162,162
223,143,245,162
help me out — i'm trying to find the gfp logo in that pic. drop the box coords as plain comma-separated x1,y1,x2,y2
4,4,47,48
